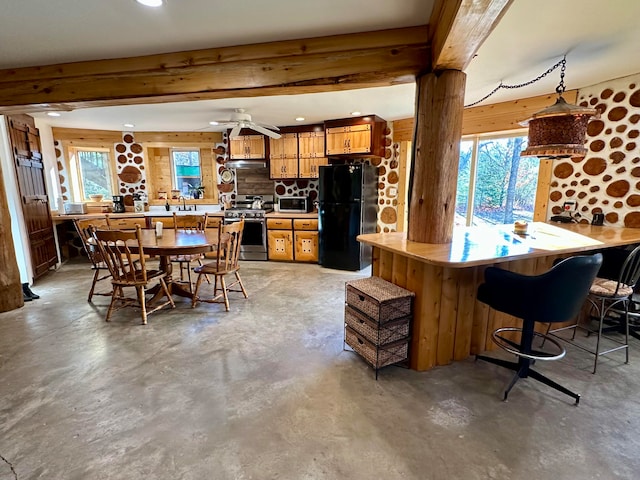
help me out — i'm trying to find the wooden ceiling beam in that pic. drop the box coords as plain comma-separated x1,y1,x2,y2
0,26,429,114
429,0,513,71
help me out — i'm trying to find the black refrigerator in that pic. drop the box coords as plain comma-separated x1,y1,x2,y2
318,164,378,271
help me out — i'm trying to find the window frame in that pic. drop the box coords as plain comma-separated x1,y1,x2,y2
170,147,202,196
458,129,534,227
68,146,117,202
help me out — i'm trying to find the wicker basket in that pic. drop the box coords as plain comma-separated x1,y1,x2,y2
345,305,410,345
345,276,414,324
345,326,408,369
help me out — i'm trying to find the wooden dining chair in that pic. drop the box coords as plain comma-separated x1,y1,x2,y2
171,212,208,290
92,225,175,325
73,217,111,302
203,215,223,260
191,218,248,311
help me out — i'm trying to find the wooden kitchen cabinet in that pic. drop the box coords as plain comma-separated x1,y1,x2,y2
298,131,327,178
298,157,328,178
294,231,318,262
267,217,294,261
324,115,387,157
293,218,318,262
270,157,299,179
229,135,265,159
269,133,298,159
267,217,318,262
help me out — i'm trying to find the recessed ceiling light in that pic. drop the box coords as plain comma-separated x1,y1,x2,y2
350,111,361,116
46,112,61,117
295,117,305,122
123,123,135,128
135,0,164,7
209,121,219,126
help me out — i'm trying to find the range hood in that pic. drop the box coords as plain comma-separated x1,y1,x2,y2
226,160,267,169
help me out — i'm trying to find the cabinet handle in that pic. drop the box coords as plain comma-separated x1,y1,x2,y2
358,295,365,302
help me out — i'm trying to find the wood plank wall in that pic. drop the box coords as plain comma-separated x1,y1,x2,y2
372,247,569,370
52,128,221,205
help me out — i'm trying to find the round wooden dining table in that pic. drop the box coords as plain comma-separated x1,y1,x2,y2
135,228,224,300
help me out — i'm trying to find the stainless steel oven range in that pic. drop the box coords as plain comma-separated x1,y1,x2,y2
224,194,273,261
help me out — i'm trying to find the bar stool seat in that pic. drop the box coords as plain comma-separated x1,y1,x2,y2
476,253,602,404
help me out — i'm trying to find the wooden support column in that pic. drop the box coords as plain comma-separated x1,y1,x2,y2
0,160,24,312
408,69,466,244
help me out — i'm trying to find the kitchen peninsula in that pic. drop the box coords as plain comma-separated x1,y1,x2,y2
358,222,640,372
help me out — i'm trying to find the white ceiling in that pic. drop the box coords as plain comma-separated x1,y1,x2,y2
2,0,640,132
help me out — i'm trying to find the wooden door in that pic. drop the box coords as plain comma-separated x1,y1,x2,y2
7,117,58,279
267,230,293,260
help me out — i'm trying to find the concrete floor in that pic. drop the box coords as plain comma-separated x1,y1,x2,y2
1,260,640,480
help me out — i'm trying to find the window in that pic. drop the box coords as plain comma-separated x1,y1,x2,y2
70,148,114,200
171,149,201,196
456,133,538,227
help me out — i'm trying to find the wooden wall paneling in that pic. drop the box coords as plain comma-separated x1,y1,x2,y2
378,249,394,282
470,265,490,355
396,141,410,232
436,266,459,365
371,246,381,277
146,147,172,200
392,119,415,143
391,253,408,289
461,90,578,135
199,146,217,203
453,267,476,361
533,159,553,221
420,263,443,370
52,128,121,144
405,258,424,370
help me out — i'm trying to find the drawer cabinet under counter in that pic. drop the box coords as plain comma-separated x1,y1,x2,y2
267,215,318,262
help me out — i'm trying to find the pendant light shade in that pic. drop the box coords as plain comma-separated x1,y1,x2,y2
520,96,597,159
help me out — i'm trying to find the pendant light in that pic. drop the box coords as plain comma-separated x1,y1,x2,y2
520,56,597,159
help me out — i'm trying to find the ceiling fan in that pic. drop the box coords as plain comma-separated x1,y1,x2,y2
211,108,281,139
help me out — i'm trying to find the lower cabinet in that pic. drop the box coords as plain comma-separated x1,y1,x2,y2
267,230,294,261
267,218,294,261
267,217,318,262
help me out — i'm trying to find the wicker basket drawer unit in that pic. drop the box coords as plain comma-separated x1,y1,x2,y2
344,276,414,377
345,276,413,324
345,305,410,346
345,326,409,370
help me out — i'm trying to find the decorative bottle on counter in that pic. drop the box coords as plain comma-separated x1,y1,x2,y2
165,201,170,211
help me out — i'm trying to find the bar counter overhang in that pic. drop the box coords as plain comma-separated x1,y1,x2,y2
357,222,640,371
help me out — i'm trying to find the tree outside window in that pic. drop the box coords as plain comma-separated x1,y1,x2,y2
456,134,538,226
172,149,201,196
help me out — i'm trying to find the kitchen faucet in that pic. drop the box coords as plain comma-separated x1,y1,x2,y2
177,196,194,211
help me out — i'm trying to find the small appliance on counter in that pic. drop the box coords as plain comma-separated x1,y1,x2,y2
277,195,312,213
112,195,126,213
63,202,88,214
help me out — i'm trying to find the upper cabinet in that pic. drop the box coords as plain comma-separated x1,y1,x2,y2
298,131,328,178
269,127,327,179
324,115,387,157
230,134,266,159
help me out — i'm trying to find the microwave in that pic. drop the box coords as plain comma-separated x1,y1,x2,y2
277,196,312,213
